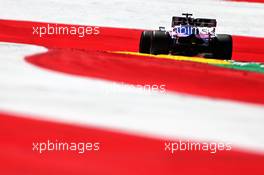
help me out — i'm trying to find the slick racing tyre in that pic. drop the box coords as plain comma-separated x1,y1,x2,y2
139,31,152,54
212,34,232,60
150,30,171,55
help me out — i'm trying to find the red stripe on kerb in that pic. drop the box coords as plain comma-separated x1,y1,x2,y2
229,0,264,3
26,49,264,104
1,19,264,104
233,36,264,62
1,112,264,175
1,19,264,63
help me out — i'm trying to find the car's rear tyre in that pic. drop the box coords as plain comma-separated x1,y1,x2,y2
150,30,171,55
212,34,232,60
139,31,152,54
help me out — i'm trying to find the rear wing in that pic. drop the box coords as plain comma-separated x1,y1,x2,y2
172,16,217,27
194,18,217,27
172,17,193,26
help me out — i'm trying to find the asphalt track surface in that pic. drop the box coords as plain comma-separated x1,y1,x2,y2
1,18,264,175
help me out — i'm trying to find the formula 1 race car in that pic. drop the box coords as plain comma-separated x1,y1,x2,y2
139,13,232,60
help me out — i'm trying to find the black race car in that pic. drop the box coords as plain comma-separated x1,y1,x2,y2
139,13,232,60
